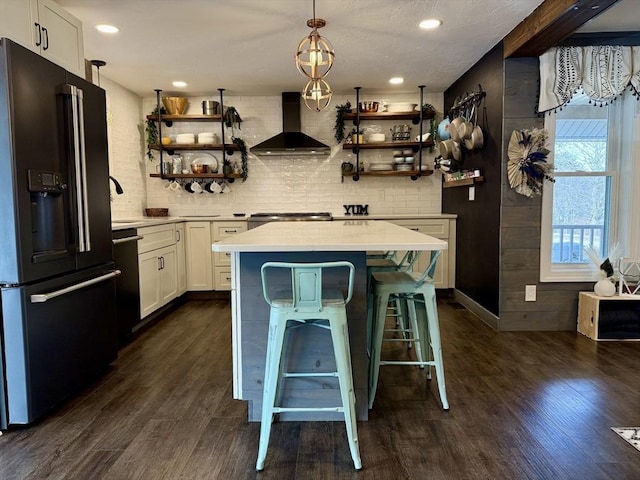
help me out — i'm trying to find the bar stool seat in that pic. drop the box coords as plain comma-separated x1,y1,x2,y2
368,250,449,411
256,261,362,471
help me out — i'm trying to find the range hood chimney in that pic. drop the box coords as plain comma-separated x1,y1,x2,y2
251,92,331,156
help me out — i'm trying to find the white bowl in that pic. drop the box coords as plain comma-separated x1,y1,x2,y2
386,103,418,113
368,133,386,142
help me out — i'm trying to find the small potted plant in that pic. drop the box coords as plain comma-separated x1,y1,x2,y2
341,160,354,174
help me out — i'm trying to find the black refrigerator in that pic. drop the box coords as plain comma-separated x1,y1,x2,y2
0,39,118,429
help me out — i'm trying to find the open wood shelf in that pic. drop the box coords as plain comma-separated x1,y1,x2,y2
146,114,222,122
148,143,238,152
149,173,241,179
342,140,434,150
343,110,435,122
342,169,434,178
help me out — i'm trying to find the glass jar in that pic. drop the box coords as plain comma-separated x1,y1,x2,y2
172,154,183,174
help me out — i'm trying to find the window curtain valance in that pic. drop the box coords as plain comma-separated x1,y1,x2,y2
538,45,640,114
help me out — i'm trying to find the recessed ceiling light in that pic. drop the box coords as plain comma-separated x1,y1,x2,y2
172,81,187,88
419,19,442,29
389,77,404,85
96,24,119,33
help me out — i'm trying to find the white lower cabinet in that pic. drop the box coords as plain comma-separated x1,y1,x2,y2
212,221,247,291
184,220,246,292
137,224,178,318
185,222,213,290
176,223,187,295
387,218,456,289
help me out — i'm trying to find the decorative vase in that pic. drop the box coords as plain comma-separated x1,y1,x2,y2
594,278,615,297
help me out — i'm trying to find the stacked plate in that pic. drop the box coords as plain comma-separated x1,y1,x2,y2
386,103,418,113
369,162,393,171
394,163,414,172
176,133,195,144
197,132,218,144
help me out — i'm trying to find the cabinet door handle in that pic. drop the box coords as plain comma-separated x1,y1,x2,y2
225,252,231,258
34,23,42,46
410,228,419,231
176,230,181,242
161,256,165,270
157,256,162,270
42,27,49,50
224,229,238,233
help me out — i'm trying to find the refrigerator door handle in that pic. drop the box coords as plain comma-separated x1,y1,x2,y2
76,87,91,252
30,270,121,303
61,84,90,253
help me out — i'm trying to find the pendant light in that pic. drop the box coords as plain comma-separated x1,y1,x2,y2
295,0,334,80
296,1,334,111
302,78,332,112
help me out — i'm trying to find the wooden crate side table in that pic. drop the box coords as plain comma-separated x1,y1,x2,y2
577,291,640,341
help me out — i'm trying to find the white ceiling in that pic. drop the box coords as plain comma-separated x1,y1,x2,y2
56,0,638,98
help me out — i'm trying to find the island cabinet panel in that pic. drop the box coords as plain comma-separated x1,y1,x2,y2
237,251,369,422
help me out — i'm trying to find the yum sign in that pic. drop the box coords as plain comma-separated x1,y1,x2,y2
343,204,369,215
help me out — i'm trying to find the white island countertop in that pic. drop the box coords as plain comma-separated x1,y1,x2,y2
212,220,447,253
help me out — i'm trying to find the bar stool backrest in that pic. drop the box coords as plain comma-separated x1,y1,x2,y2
397,250,423,272
414,250,442,287
261,261,355,313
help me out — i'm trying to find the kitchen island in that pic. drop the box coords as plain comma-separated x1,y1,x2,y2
212,220,447,421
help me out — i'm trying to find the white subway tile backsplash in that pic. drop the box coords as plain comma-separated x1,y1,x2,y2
105,86,444,218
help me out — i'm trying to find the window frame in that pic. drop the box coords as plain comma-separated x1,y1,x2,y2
540,100,622,283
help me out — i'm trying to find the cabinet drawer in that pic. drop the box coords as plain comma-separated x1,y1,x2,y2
137,224,176,254
214,250,233,266
214,266,232,291
389,219,449,238
212,222,247,241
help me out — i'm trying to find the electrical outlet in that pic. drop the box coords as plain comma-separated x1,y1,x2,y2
468,186,475,201
525,285,537,302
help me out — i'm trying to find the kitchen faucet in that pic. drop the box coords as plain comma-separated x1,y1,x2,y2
109,175,124,201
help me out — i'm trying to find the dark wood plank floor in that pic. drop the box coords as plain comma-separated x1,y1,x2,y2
1,299,639,479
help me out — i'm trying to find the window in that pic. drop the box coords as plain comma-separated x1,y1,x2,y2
540,91,638,282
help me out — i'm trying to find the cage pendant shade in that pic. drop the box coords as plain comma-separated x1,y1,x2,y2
302,78,332,112
296,23,335,80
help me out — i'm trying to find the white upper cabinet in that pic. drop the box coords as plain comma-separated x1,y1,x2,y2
0,0,84,76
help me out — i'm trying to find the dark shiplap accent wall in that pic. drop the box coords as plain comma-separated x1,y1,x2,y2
499,57,591,330
443,44,504,316
444,46,595,330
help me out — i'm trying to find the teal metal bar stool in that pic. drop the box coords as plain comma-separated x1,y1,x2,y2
256,261,362,471
368,250,449,411
366,250,423,352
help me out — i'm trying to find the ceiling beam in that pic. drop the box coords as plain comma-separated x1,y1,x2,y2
503,0,621,58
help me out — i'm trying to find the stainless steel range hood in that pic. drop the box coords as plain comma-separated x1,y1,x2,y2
251,93,331,156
